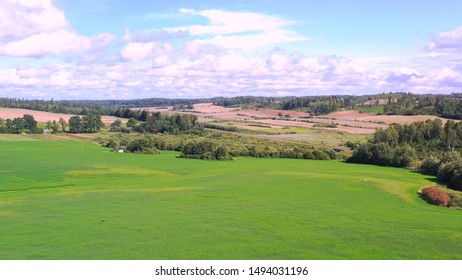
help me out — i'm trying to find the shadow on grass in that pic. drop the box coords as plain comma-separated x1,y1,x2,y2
0,184,75,193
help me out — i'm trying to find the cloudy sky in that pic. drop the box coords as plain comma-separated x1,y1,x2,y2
1,0,462,100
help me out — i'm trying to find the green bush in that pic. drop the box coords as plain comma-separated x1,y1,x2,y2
102,131,338,161
392,144,416,167
420,157,440,176
437,160,462,190
126,137,160,154
448,191,462,208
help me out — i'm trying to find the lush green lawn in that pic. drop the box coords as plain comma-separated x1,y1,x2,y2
0,138,461,259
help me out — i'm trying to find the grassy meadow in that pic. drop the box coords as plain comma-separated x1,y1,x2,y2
1,136,461,259
357,105,385,115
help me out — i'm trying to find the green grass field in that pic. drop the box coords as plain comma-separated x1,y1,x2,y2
357,105,385,115
1,137,461,259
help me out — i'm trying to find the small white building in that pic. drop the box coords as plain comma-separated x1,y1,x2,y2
118,150,124,153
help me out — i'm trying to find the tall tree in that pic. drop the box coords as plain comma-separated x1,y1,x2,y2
110,119,122,132
12,117,25,134
68,116,82,133
22,114,39,133
58,117,67,132
52,120,59,134
0,118,5,133
82,114,104,133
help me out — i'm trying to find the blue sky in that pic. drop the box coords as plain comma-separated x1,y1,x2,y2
1,0,462,99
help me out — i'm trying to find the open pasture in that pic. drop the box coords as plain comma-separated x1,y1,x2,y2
0,137,461,259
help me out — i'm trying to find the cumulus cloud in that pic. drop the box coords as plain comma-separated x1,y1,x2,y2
119,8,308,63
0,0,68,41
173,8,295,35
123,29,188,43
3,5,462,99
432,67,462,87
0,0,114,57
120,42,173,62
385,68,423,84
0,30,115,57
166,8,308,50
7,44,462,100
427,26,462,51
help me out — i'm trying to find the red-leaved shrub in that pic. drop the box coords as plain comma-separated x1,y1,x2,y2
421,186,451,207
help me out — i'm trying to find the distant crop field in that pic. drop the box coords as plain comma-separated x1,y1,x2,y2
325,110,456,125
0,108,124,124
0,139,461,259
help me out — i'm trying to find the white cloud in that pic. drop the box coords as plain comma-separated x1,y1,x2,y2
0,0,114,57
193,29,306,50
123,28,188,43
0,68,39,86
50,70,72,87
427,26,462,51
106,65,127,81
216,51,253,72
4,42,462,99
267,51,294,72
120,42,172,62
0,0,69,41
432,67,462,86
3,6,462,99
166,8,308,50
0,30,115,57
173,9,295,36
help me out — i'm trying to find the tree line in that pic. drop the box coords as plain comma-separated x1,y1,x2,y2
68,115,104,133
213,93,462,119
382,93,462,119
212,96,289,108
0,97,205,112
110,112,203,135
281,96,345,115
0,114,104,134
2,92,462,119
0,105,203,135
0,114,41,134
347,119,462,192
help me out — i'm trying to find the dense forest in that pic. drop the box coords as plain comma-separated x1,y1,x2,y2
382,93,462,119
215,93,462,119
281,96,346,115
0,97,205,110
212,96,289,108
347,119,462,192
0,97,207,116
0,96,289,113
2,92,461,119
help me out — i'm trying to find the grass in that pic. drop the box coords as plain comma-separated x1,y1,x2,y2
0,136,462,259
271,127,368,148
0,134,39,141
358,105,385,115
205,119,368,148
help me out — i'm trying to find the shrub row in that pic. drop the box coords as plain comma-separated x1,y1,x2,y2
420,152,462,191
101,131,339,161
